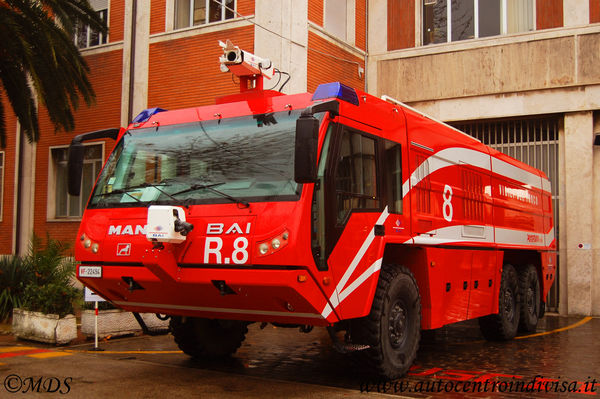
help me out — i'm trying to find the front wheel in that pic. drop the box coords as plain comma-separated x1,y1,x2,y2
353,265,421,379
170,317,248,358
479,263,520,341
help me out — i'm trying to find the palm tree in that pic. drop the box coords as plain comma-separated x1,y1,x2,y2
0,0,107,148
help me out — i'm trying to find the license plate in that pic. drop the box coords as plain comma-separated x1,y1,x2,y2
78,266,102,278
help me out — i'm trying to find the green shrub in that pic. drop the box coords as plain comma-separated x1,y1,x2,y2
19,234,80,318
22,283,79,317
0,256,34,321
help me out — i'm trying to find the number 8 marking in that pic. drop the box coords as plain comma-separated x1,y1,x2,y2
443,185,453,222
232,237,249,264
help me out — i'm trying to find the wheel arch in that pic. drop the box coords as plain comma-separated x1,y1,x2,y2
382,244,431,329
502,249,544,303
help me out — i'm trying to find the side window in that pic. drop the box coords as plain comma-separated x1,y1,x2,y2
174,0,235,30
75,3,108,49
51,144,103,218
334,129,379,225
383,140,402,213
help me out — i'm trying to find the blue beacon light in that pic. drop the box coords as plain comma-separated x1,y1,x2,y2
312,82,359,106
132,107,167,124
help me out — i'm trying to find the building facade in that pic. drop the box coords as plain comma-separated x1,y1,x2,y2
368,0,599,316
1,0,599,316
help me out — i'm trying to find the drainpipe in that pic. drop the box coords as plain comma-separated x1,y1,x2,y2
14,129,24,255
127,0,137,123
364,0,368,93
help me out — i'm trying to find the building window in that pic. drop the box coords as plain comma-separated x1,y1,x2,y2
0,152,4,220
174,0,235,30
423,0,533,45
51,144,103,218
75,6,108,49
324,0,348,40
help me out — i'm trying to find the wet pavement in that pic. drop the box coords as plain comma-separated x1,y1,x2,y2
0,314,598,398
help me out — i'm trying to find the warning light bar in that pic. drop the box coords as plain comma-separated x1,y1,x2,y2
132,107,167,124
312,82,359,106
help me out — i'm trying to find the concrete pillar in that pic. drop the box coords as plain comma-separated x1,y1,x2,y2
254,0,308,94
121,0,150,127
592,112,600,315
366,0,387,95
15,130,36,255
563,111,594,315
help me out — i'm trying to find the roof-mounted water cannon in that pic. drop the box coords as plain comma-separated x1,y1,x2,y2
219,40,275,92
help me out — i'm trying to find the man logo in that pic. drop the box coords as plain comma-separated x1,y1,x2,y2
117,243,131,256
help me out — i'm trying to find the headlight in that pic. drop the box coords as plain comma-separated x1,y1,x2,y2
259,243,269,255
256,230,289,257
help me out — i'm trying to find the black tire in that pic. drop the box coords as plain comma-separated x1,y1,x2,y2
479,263,520,341
518,264,541,332
170,317,248,358
352,265,421,379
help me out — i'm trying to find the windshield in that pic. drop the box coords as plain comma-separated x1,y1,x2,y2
88,110,304,208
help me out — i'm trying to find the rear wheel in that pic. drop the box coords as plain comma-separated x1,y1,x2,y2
170,317,248,358
479,263,520,341
352,265,421,379
518,264,541,332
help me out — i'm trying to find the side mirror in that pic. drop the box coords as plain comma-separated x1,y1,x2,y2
294,100,339,184
294,115,319,183
67,128,121,196
67,143,85,196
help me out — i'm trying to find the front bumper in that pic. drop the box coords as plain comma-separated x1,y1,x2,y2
78,264,337,326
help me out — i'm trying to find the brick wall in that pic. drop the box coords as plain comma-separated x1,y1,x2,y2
0,93,17,254
307,32,364,93
387,0,415,50
148,25,254,109
109,0,126,42
591,0,600,23
237,0,255,17
355,0,366,51
150,0,167,35
308,0,323,26
536,0,563,30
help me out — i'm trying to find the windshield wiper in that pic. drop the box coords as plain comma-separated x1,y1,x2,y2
172,182,250,208
95,185,145,202
95,182,189,207
139,181,190,208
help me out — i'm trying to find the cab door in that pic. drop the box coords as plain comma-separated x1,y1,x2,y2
310,122,383,270
325,125,381,256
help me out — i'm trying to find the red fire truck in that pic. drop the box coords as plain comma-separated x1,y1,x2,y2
69,43,556,378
